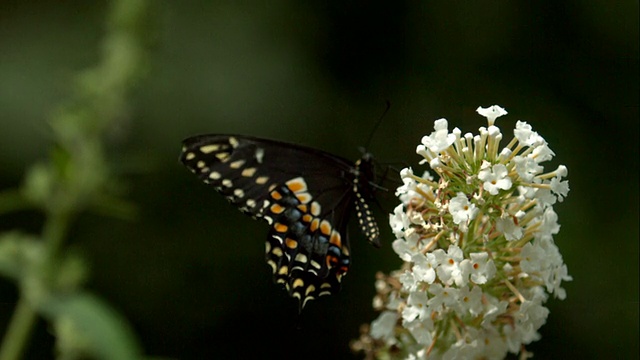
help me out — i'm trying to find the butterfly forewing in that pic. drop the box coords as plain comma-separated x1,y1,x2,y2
180,134,379,309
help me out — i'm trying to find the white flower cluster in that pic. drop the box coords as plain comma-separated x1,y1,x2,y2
354,106,571,360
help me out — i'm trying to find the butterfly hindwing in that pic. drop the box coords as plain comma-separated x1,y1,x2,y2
180,134,379,308
264,177,351,308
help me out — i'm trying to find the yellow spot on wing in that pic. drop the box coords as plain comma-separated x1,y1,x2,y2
267,260,277,273
294,253,308,263
305,285,316,296
215,152,230,161
200,144,219,154
302,296,314,308
310,202,321,216
230,159,245,169
228,137,239,148
242,167,257,177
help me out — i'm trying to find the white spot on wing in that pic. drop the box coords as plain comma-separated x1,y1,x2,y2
255,147,265,164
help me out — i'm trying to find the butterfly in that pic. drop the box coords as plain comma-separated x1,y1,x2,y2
179,135,381,309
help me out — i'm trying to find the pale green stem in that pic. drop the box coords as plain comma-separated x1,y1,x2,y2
0,208,72,360
0,301,38,360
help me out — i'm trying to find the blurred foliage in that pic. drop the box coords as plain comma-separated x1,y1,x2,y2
1,1,638,359
1,0,150,359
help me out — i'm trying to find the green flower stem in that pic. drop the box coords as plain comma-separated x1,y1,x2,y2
0,209,72,360
0,300,38,360
41,208,73,265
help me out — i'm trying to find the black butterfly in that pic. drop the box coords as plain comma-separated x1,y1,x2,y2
180,135,380,309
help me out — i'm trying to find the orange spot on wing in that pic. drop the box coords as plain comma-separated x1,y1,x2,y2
295,192,311,204
320,220,332,236
285,238,298,249
330,231,342,248
286,178,306,192
270,204,284,214
274,223,288,233
270,191,282,200
310,219,320,232
326,255,338,267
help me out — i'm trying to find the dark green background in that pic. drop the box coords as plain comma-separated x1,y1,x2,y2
1,1,637,359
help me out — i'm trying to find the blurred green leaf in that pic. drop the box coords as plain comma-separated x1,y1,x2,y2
53,252,88,294
0,232,42,281
41,293,143,360
0,231,87,293
22,163,55,209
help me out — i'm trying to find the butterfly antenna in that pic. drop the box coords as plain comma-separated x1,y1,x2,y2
364,100,391,151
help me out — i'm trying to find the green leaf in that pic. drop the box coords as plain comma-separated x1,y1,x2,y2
22,163,55,209
0,232,42,281
39,293,143,360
